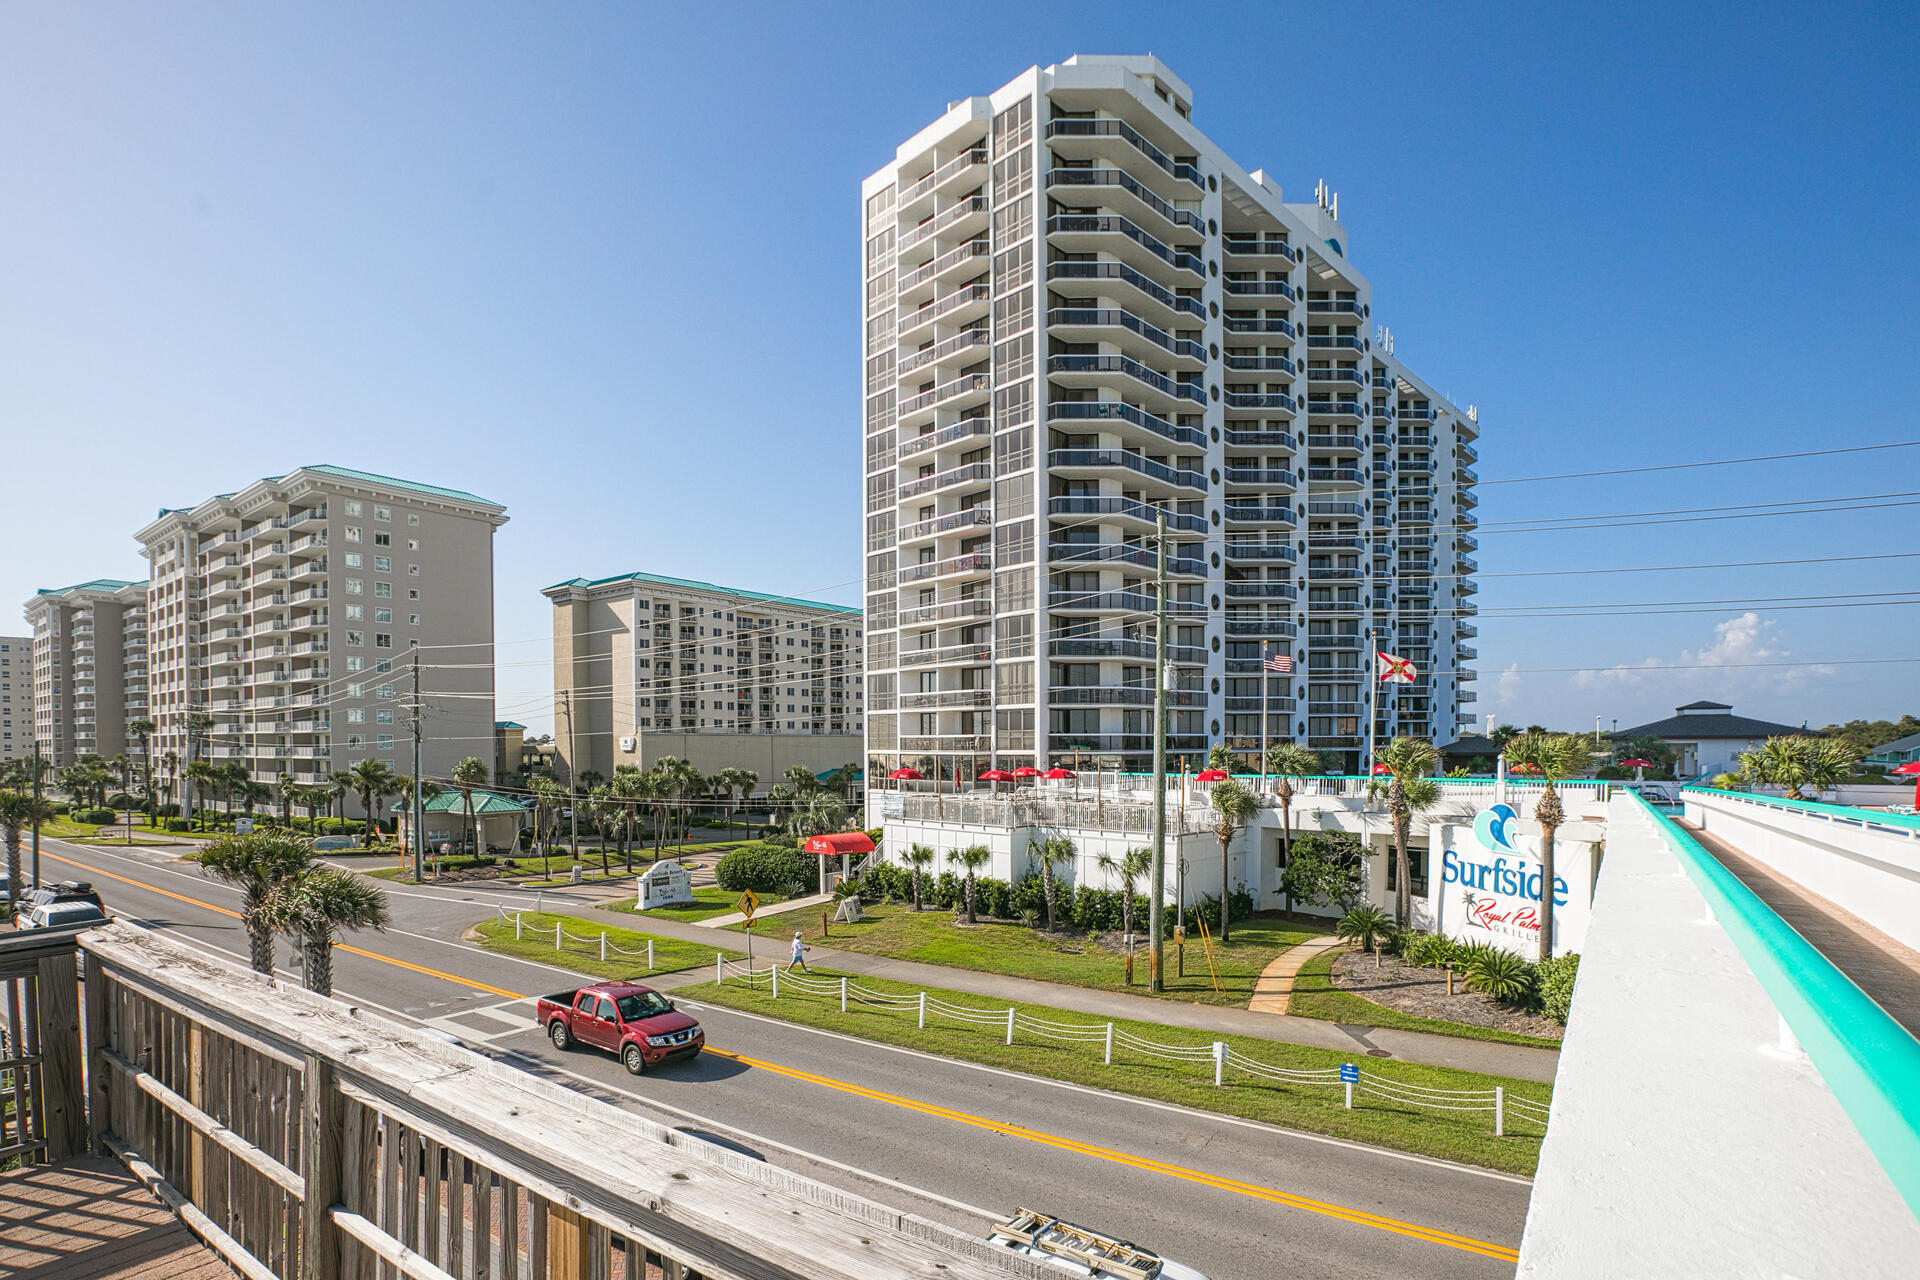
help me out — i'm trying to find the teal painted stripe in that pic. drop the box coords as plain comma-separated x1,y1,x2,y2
1682,783,1920,835
1634,790,1920,1216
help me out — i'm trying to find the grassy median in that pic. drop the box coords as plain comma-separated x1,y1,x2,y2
679,965,1548,1175
603,885,749,924
1285,949,1564,1050
472,911,741,982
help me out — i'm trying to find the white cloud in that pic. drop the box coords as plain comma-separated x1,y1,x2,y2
1573,612,1835,694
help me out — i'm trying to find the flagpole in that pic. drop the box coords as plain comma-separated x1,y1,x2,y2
1259,643,1269,795
1363,625,1377,779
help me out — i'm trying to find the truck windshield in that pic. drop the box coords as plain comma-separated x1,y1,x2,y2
616,992,673,1021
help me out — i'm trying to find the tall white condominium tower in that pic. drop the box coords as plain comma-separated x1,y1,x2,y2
862,55,1479,778
22,580,149,771
0,634,29,762
135,466,507,808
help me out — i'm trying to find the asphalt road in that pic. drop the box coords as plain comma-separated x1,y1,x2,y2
30,837,1531,1280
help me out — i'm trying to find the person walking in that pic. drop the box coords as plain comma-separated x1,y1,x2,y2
788,929,809,973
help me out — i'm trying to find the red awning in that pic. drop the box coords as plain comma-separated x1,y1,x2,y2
802,832,876,857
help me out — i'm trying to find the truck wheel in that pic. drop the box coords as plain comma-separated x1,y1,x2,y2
548,1020,571,1051
622,1044,647,1076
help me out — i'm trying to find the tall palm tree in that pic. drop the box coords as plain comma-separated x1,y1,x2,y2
586,783,616,874
347,759,400,848
221,762,251,820
110,753,132,797
275,770,296,824
1096,846,1153,941
715,767,755,841
128,719,156,825
1372,736,1440,927
785,764,820,796
240,780,272,815
529,775,567,876
198,828,314,975
1207,744,1235,773
161,751,180,814
787,792,850,840
1207,779,1259,942
610,767,649,871
1503,731,1587,962
1738,735,1855,800
763,783,799,837
260,866,389,996
450,757,489,858
1,791,52,916
1032,835,1076,932
1264,743,1322,911
185,760,217,830
953,844,991,924
326,769,355,832
299,785,328,835
903,842,936,911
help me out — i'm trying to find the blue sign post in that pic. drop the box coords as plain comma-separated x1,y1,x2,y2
1340,1062,1357,1109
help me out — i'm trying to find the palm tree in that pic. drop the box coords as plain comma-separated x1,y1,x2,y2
953,844,991,924
1264,743,1322,912
241,780,272,815
326,770,355,832
763,783,799,837
1207,778,1259,942
1504,731,1587,963
903,842,936,911
198,828,314,975
1032,835,1076,932
347,760,400,848
299,785,328,835
222,762,251,820
161,751,180,814
587,783,616,874
1096,846,1153,941
260,866,389,997
450,757,489,859
611,767,648,871
787,792,850,840
185,760,217,830
110,752,132,797
1,791,52,916
1372,736,1440,928
277,770,297,823
529,775,567,876
785,764,820,796
1207,744,1236,773
1738,735,1856,801
715,767,755,841
128,719,156,826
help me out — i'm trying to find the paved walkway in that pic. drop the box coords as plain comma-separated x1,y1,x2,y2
613,910,1559,1083
1679,817,1920,1036
1247,935,1342,1015
700,892,832,929
0,1157,229,1280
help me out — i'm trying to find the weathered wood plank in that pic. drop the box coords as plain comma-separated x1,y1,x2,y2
302,1054,345,1280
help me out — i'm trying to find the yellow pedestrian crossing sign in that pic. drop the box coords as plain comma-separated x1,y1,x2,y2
737,890,759,924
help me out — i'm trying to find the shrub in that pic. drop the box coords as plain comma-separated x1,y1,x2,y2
1010,872,1047,919
1401,932,1458,968
80,807,119,825
1536,952,1580,1023
157,803,181,818
932,871,960,909
979,877,1012,920
165,817,192,832
715,842,817,895
107,793,138,810
1336,904,1391,952
48,802,70,816
1462,948,1537,1004
1018,908,1042,930
763,831,796,849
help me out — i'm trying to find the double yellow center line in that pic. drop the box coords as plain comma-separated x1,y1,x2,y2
46,848,1522,1265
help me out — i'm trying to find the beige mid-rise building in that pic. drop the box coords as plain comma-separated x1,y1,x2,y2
134,465,507,812
22,580,148,770
543,571,863,786
0,634,31,763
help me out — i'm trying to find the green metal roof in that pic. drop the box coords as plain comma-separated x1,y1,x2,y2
422,789,528,815
495,721,526,730
544,568,860,616
35,579,143,598
158,465,501,519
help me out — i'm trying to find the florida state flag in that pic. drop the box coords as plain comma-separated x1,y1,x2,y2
1377,651,1418,683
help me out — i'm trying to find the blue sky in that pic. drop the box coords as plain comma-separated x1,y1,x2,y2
3,2,1915,740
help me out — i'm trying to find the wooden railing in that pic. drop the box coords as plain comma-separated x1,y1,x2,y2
71,921,1040,1280
0,928,87,1167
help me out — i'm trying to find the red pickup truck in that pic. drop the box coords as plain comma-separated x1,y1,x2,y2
536,983,704,1075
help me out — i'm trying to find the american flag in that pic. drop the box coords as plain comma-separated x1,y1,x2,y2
1263,652,1293,674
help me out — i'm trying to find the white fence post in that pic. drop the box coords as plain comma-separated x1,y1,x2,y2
599,932,607,964
1006,1008,1015,1046
514,913,522,941
918,991,926,1029
1104,1022,1113,1065
555,923,563,951
716,952,723,985
647,939,654,971
771,964,779,999
840,976,848,1013
1213,1042,1224,1086
1495,1086,1505,1136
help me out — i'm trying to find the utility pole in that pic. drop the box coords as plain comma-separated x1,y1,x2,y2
410,652,425,885
560,689,579,861
1149,508,1169,993
31,739,44,889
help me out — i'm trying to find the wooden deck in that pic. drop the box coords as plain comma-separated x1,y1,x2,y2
0,1156,231,1280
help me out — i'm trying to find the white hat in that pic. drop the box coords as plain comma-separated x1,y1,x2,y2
794,930,803,937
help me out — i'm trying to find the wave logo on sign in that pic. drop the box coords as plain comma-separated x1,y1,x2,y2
1472,802,1520,855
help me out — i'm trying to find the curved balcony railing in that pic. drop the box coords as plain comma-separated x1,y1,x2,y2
1049,355,1204,406
1046,496,1207,534
1224,316,1296,337
1045,118,1204,189
897,239,990,292
899,196,988,252
1223,279,1297,300
1048,308,1206,362
1046,215,1203,276
1048,397,1204,446
1045,168,1204,232
1046,261,1205,320
1048,449,1205,491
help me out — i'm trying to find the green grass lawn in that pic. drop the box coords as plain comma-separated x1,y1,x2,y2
472,911,742,981
603,885,755,924
40,817,188,845
1285,948,1565,1050
682,966,1549,1175
723,903,1320,1008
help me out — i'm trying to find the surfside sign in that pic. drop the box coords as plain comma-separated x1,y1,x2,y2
1427,803,1592,957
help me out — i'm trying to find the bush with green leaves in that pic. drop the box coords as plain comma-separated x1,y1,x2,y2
1400,931,1459,968
107,793,137,810
165,817,192,832
1462,947,1538,1004
1337,904,1392,952
714,841,817,895
1536,952,1580,1023
80,807,118,825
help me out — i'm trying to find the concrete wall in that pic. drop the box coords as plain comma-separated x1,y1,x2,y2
1684,790,1920,951
1518,793,1920,1274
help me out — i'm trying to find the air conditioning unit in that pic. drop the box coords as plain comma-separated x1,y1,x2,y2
618,737,636,753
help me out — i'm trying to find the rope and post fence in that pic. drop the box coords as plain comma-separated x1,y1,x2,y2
709,957,1549,1136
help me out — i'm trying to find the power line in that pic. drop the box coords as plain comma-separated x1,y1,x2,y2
1458,438,1920,490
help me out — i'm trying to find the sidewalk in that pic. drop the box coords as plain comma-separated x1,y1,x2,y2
575,906,1561,1083
700,892,831,929
1247,935,1341,1015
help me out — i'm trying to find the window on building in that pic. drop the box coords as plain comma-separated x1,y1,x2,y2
374,582,391,598
346,501,362,517
374,506,390,521
346,605,363,621
374,557,390,572
373,533,390,547
407,513,419,525
345,526,362,542
346,631,364,646
376,708,393,723
345,553,363,568
346,579,363,595
375,634,392,648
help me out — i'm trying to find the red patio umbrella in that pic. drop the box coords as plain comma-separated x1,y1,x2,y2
1371,763,1393,776
1892,761,1920,808
977,769,1014,783
888,767,923,782
1012,766,1042,777
1195,769,1230,782
1042,767,1076,779
1620,757,1653,783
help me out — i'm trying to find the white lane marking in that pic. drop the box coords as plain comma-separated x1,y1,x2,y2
52,835,1533,1186
491,1045,999,1225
